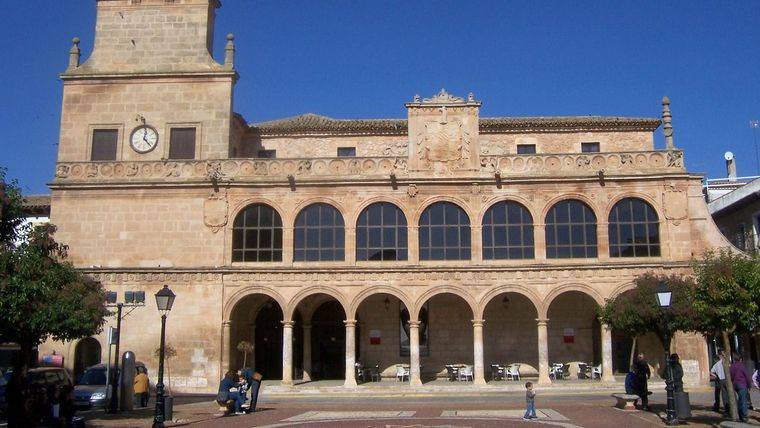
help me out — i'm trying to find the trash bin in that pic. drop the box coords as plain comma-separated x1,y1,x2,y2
164,395,174,421
675,391,691,419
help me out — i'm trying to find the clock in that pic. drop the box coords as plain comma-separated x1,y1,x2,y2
130,125,159,154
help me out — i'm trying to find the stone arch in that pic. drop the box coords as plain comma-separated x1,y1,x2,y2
607,281,637,301
413,286,478,320
412,196,474,226
604,193,663,224
541,283,605,319
286,286,349,321
540,193,600,223
229,197,288,228
476,196,538,226
291,197,348,228
348,196,412,229
348,286,414,319
476,284,542,319
223,286,288,321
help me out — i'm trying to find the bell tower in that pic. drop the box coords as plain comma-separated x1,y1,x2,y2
58,0,236,162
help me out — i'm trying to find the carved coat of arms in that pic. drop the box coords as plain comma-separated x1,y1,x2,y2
416,106,471,172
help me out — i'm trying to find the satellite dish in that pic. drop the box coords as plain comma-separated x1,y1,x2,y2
724,151,734,161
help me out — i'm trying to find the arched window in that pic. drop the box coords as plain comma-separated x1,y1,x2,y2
356,202,408,261
608,198,660,257
545,200,597,258
294,203,345,261
482,201,534,259
419,202,471,260
232,204,283,262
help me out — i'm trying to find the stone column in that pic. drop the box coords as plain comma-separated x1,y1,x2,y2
281,320,294,386
344,319,357,387
471,225,483,263
537,319,551,385
601,322,616,382
283,227,294,266
409,320,422,386
473,319,486,385
221,321,231,375
345,227,356,264
302,324,312,382
409,225,419,264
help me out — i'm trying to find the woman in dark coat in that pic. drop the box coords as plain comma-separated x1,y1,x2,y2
670,353,684,393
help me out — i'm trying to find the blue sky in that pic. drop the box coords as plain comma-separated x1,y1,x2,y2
1,1,759,194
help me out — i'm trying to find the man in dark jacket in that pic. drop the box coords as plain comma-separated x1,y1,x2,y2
634,353,651,410
670,353,684,393
730,353,752,423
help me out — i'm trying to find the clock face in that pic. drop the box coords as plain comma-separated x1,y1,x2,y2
130,125,159,154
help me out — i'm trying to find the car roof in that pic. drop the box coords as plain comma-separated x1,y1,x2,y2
85,362,146,371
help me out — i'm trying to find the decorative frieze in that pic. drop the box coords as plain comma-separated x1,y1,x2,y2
53,149,685,185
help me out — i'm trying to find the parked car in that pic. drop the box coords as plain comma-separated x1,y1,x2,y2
74,362,149,409
26,367,74,422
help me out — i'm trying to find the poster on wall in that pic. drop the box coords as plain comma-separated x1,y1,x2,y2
563,328,575,344
400,302,429,356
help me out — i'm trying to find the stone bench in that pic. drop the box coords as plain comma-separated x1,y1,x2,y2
611,393,639,411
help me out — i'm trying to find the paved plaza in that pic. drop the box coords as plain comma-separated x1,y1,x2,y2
72,388,760,427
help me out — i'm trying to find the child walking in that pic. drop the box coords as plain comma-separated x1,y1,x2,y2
523,381,537,420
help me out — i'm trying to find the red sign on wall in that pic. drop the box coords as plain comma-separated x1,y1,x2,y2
563,328,575,344
370,329,381,345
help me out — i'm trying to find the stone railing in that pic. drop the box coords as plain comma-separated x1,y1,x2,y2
53,150,684,184
481,149,684,176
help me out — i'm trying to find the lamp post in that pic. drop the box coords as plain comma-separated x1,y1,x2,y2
655,282,677,425
153,285,175,428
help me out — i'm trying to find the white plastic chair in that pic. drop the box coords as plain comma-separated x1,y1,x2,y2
592,364,602,380
458,365,474,382
396,365,409,382
506,364,521,381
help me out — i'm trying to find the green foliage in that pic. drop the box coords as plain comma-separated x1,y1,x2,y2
691,249,760,334
0,168,28,248
0,171,108,354
598,273,697,346
0,224,109,348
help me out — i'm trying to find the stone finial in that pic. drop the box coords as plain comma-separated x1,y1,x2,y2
467,92,475,102
413,94,421,103
662,96,674,149
68,37,81,70
224,33,235,69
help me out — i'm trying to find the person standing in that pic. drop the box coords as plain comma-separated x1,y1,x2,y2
670,353,684,393
523,381,537,420
634,353,651,410
133,367,149,408
710,350,729,415
730,352,752,423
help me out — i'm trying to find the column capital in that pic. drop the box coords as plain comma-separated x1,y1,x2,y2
282,320,295,327
222,320,231,327
536,318,549,326
471,319,485,327
344,319,357,327
302,323,312,330
408,320,421,328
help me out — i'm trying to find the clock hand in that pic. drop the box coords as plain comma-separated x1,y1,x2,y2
143,129,149,142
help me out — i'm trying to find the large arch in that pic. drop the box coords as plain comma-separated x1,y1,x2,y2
352,290,413,381
413,286,478,320
291,292,349,381
227,293,296,379
481,291,541,379
545,289,603,379
223,286,287,321
73,337,102,380
285,286,349,321
541,283,605,319
476,285,542,320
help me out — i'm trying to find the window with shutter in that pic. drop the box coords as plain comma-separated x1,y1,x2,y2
169,128,196,159
91,129,118,161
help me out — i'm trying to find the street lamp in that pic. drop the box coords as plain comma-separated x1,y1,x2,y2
153,285,175,428
656,282,677,425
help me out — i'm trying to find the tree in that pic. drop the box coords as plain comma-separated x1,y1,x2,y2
0,169,109,375
599,273,697,357
154,344,177,394
691,249,760,421
237,340,254,368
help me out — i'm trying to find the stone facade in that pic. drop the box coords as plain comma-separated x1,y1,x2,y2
39,0,734,393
